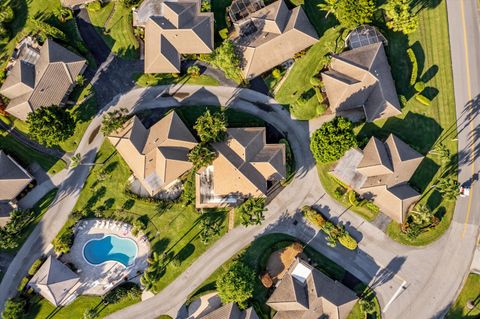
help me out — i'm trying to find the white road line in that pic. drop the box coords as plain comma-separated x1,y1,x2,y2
382,280,407,313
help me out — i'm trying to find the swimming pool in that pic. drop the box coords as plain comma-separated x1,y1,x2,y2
83,235,138,267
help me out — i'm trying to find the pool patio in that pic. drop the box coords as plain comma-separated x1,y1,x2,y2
61,219,150,296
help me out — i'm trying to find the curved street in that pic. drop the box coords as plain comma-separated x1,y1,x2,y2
0,1,479,318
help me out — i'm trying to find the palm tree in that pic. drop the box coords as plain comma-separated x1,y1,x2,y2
435,177,460,201
359,298,376,316
70,153,82,168
188,144,217,170
55,7,73,23
318,0,338,17
409,204,433,226
430,143,451,165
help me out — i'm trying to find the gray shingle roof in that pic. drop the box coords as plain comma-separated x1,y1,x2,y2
0,150,33,201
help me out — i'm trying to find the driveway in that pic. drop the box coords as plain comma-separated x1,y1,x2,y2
76,9,110,66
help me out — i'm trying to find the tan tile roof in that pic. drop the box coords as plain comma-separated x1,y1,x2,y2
232,0,318,79
267,259,357,319
321,43,402,122
108,111,197,196
0,39,86,121
0,150,33,201
28,256,79,306
332,134,423,223
138,0,213,73
199,303,259,319
210,127,286,198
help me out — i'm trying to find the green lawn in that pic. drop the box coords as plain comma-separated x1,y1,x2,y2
0,129,66,175
87,2,139,59
25,293,140,319
189,233,380,319
446,273,480,318
317,163,379,221
134,73,220,87
0,0,96,69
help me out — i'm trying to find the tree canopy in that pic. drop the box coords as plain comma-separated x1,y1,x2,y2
101,108,130,135
188,143,217,170
383,0,418,34
236,197,267,227
2,298,26,319
310,117,357,163
201,40,242,81
319,0,376,30
193,110,227,143
436,177,460,201
26,105,75,146
216,261,256,308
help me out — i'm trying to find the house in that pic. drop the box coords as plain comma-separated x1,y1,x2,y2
0,39,87,121
198,302,259,319
133,0,214,73
267,258,358,319
28,256,80,307
331,134,424,223
108,111,197,196
196,127,286,208
321,42,402,122
230,0,318,79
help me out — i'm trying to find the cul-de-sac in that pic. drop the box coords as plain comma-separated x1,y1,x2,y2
0,0,479,318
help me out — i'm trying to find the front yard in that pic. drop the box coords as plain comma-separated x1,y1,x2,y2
133,73,220,87
446,273,480,318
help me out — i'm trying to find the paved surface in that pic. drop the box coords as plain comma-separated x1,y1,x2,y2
76,9,110,66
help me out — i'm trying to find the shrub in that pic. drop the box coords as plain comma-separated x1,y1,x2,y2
415,94,431,106
216,261,255,309
316,103,326,116
218,28,229,40
334,187,346,199
28,258,44,276
407,48,418,85
399,95,407,108
302,206,326,229
181,172,196,206
338,233,358,250
87,0,102,11
365,201,380,213
310,76,322,87
53,227,74,254
17,277,29,292
2,297,26,319
347,190,359,207
314,87,323,103
271,68,282,79
414,81,426,93
187,65,201,77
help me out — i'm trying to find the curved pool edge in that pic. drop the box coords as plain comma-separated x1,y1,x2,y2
82,234,139,268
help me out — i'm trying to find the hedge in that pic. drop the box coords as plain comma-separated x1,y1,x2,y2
28,258,44,276
339,234,358,250
407,48,418,86
415,94,431,106
18,277,29,292
302,206,326,229
414,81,426,93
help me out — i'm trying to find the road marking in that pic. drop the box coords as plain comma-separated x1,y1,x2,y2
382,280,407,313
460,0,475,238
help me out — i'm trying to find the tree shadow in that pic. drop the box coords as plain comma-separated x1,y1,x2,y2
370,256,406,289
410,0,442,14
175,243,196,262
421,64,439,83
410,157,440,192
410,41,425,78
152,238,170,254
122,199,135,210
423,86,439,101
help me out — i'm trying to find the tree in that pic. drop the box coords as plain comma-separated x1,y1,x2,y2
236,197,267,227
201,41,242,81
101,108,130,135
359,298,376,315
188,144,217,170
318,0,375,30
199,215,223,244
29,18,67,42
27,106,75,146
76,74,86,86
216,261,256,308
0,6,14,23
187,65,201,77
310,117,357,163
201,0,211,12
193,110,227,143
54,7,73,23
70,153,82,168
53,227,74,254
431,143,451,165
2,298,25,319
0,210,35,250
409,204,434,226
382,0,418,34
436,177,460,201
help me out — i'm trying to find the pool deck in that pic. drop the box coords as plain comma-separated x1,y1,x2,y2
62,219,150,296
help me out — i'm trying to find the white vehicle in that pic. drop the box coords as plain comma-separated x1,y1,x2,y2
460,186,470,197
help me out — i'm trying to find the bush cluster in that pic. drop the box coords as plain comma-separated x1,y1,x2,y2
415,94,431,106
407,48,418,86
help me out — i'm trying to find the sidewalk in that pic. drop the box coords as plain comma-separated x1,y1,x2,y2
18,169,69,209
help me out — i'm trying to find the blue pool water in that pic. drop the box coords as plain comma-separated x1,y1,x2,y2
83,235,137,267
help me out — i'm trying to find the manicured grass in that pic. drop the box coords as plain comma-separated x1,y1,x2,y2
0,129,66,175
189,233,380,319
0,0,96,69
446,273,480,318
58,140,227,295
317,163,379,221
25,293,140,319
87,2,139,59
134,73,220,87
0,189,58,255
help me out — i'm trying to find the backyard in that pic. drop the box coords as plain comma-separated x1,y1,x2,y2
189,233,380,319
87,2,139,59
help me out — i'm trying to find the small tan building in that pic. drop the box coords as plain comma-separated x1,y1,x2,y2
196,127,286,208
321,42,402,122
133,0,214,73
231,0,318,79
331,134,424,223
28,256,80,307
198,302,259,319
108,111,197,196
0,39,87,121
0,150,33,202
267,258,358,319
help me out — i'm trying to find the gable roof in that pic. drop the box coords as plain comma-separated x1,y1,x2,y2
321,43,402,122
210,127,286,198
139,0,213,73
108,111,197,196
0,39,86,121
199,303,259,319
233,0,318,79
267,259,357,319
28,256,79,306
0,150,33,201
